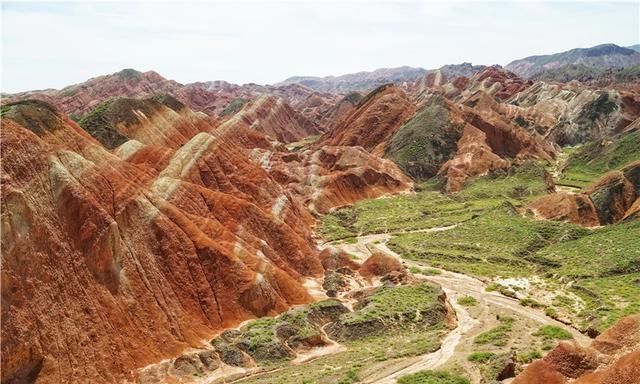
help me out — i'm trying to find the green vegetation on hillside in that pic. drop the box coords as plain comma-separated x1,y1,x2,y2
78,98,129,149
220,97,248,117
457,296,478,306
320,162,551,241
321,160,639,331
532,325,573,340
236,284,447,384
559,130,640,188
2,100,64,134
386,96,463,179
340,283,442,327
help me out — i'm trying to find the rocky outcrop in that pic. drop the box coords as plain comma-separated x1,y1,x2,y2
506,82,640,145
528,161,640,226
513,315,640,384
358,252,404,281
262,145,413,214
227,95,320,143
460,66,532,101
319,84,417,156
0,100,324,383
315,92,363,132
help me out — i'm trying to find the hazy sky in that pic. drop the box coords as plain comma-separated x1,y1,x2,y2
2,1,639,93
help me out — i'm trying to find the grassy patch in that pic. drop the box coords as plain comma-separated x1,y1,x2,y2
467,352,495,363
559,130,640,188
532,325,573,340
474,316,515,346
340,283,442,326
517,350,542,363
520,297,543,308
397,370,470,384
321,162,552,242
457,296,478,306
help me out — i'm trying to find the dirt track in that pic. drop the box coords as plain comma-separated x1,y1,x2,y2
332,231,591,384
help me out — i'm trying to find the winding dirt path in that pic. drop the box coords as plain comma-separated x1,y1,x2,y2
328,230,591,384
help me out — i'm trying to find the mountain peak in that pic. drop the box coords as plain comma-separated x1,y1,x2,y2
506,43,640,78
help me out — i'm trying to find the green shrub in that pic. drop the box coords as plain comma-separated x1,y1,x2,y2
467,352,495,363
457,296,478,306
474,317,515,346
398,370,470,384
533,325,573,340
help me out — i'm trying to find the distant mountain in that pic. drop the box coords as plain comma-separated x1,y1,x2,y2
2,68,339,119
437,62,487,78
505,43,640,79
628,44,640,53
277,66,427,93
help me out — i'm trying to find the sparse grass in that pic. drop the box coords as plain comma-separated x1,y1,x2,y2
519,298,543,308
238,326,445,384
517,350,542,363
474,316,514,346
340,283,443,326
457,296,478,306
467,352,495,363
532,325,573,340
559,130,640,188
397,370,470,384
0,105,11,116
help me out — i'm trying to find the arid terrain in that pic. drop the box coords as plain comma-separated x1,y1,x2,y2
2,41,640,384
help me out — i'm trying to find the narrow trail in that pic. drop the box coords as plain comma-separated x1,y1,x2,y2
329,229,591,384
223,225,592,384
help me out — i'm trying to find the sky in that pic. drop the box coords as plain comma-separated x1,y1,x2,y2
1,1,639,93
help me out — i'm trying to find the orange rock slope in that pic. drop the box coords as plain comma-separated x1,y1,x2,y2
528,161,640,226
513,315,640,384
0,95,412,383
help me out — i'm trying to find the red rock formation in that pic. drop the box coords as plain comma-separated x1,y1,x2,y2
438,124,511,192
436,93,555,192
315,92,363,132
265,145,413,214
319,84,417,156
1,95,416,382
3,69,341,121
358,252,404,280
1,100,323,383
528,161,640,226
528,193,600,227
513,315,640,384
226,95,320,143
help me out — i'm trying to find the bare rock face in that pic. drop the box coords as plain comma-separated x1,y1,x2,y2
358,252,404,280
528,161,640,226
460,66,532,101
529,193,600,227
513,315,640,384
259,145,413,214
227,95,320,143
320,84,417,156
506,83,640,145
0,94,416,383
0,100,324,383
315,92,363,132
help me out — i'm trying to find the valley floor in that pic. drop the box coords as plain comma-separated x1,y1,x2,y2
137,159,638,384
